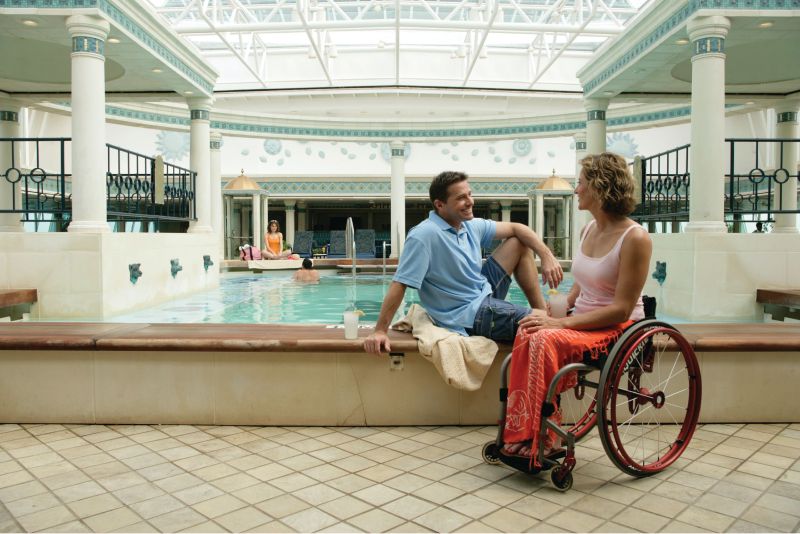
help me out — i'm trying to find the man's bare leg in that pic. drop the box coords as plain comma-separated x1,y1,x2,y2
490,237,546,309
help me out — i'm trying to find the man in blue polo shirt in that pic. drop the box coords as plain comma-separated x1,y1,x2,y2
364,171,563,354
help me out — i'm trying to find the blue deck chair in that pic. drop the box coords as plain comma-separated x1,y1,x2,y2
355,229,376,258
292,231,314,258
327,230,347,258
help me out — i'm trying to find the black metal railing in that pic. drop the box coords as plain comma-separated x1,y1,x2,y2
0,137,196,231
106,144,196,223
633,138,800,225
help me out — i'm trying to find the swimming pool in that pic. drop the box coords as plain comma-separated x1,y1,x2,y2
109,271,575,324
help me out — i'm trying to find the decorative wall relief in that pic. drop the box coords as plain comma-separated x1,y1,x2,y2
155,131,190,160
263,139,282,155
652,261,667,286
512,139,532,157
170,258,183,278
607,132,639,158
129,263,143,285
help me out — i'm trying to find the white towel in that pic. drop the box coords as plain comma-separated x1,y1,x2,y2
392,304,498,391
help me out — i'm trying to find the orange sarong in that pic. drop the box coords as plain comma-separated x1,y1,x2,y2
502,322,632,468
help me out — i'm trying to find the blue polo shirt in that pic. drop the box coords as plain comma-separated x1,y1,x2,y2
393,211,496,335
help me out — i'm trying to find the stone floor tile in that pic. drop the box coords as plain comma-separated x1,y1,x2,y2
740,505,799,532
632,492,687,519
472,484,526,507
112,482,166,506
383,473,431,493
178,519,225,532
256,495,310,519
155,472,204,493
318,495,373,521
571,494,626,521
215,506,271,532
83,506,142,532
443,493,500,519
245,519,296,532
534,485,587,506
667,470,718,492
129,493,185,520
648,480,704,504
138,462,185,482
676,505,736,531
727,518,781,533
348,509,404,533
67,493,124,519
48,520,93,533
0,480,48,503
331,455,377,473
357,464,404,483
111,520,155,533
5,490,61,518
248,463,294,483
409,445,452,463
326,473,374,494
779,469,800,484
385,455,428,473
231,482,283,505
695,491,751,517
0,470,34,489
724,470,775,490
507,494,563,521
698,452,743,470
317,521,363,533
440,472,491,492
282,507,338,532
173,482,225,506
16,504,76,532
411,481,465,505
411,462,458,482
614,506,671,532
661,519,712,532
769,480,800,500
150,507,208,532
351,484,404,506
292,483,344,506
265,473,317,493
750,451,795,469
480,507,537,532
228,454,271,472
458,520,501,532
737,460,787,480
709,480,764,503
193,494,247,519
524,521,569,532
547,509,605,532
414,506,471,533
380,495,436,522
277,453,325,472
390,521,434,533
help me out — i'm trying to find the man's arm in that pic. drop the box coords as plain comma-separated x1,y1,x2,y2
363,281,407,354
493,221,563,288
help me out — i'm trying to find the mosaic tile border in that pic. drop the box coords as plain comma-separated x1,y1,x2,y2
583,0,800,93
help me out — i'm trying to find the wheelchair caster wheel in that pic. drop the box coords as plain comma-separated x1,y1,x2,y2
550,467,573,492
482,442,502,465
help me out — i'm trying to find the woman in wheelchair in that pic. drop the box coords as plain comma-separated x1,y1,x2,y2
501,152,652,466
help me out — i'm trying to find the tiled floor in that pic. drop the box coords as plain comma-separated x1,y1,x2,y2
0,423,799,533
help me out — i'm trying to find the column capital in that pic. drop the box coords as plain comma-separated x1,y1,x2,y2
499,200,512,208
583,98,608,113
188,97,213,121
775,99,800,123
284,200,297,210
0,97,21,118
390,140,405,157
66,14,109,57
210,131,223,150
573,132,587,151
688,15,730,59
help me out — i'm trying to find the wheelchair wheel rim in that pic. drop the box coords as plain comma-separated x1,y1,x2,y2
600,326,701,475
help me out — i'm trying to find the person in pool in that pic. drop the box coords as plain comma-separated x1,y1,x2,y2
363,170,563,354
293,258,320,282
263,220,294,259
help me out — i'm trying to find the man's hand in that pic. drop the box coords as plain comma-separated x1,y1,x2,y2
540,252,564,289
364,330,391,354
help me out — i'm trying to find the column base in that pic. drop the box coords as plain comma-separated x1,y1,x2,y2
68,220,110,233
771,226,799,234
188,224,213,233
684,221,728,233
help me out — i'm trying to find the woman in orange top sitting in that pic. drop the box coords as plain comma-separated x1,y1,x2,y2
263,220,293,259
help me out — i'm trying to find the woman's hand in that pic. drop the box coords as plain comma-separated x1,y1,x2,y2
518,311,565,333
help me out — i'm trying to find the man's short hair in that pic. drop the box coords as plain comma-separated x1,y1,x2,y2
429,171,468,206
302,258,313,269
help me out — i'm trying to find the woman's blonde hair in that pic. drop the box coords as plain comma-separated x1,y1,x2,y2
579,152,637,216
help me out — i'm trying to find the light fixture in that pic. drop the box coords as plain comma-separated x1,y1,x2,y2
603,91,615,96
183,90,193,95
758,21,773,28
21,19,38,27
107,37,120,44
151,68,163,73
675,38,689,45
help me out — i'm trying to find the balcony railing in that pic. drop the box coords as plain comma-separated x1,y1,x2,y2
633,138,800,224
0,137,196,231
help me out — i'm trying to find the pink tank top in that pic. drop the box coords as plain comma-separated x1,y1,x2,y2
572,220,645,320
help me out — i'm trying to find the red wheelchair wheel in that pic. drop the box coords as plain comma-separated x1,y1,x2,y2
555,368,599,442
598,323,701,477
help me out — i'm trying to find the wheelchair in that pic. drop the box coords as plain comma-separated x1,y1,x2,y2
481,299,702,492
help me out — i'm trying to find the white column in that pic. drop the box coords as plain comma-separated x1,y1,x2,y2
252,194,261,250
224,195,233,258
188,97,213,233
773,101,799,233
584,99,608,156
572,133,588,258
685,15,730,233
297,201,307,232
0,99,23,232
563,196,572,260
500,200,512,223
66,15,110,233
284,200,296,247
262,195,268,245
390,140,406,258
535,194,544,237
210,132,223,256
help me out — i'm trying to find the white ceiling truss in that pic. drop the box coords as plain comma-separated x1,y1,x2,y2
150,0,646,90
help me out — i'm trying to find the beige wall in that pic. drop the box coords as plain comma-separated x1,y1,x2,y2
0,349,797,425
0,233,219,318
644,233,800,321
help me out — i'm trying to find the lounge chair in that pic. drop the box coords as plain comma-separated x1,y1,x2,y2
355,229,377,258
327,230,347,258
292,231,314,258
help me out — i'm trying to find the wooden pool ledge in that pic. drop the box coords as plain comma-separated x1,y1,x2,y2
1,322,799,353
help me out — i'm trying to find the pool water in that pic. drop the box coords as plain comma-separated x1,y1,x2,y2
110,272,576,324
